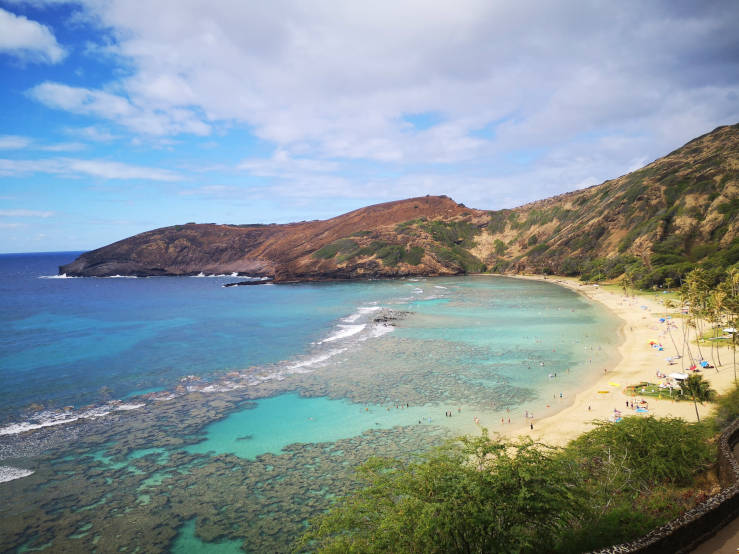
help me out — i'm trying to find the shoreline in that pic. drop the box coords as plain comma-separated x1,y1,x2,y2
503,275,737,446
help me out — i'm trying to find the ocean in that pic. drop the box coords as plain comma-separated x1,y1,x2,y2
0,252,621,552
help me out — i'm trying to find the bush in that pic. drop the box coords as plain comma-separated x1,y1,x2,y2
433,246,485,273
297,435,586,554
420,220,480,249
313,239,359,260
566,416,713,488
298,417,715,553
712,383,739,430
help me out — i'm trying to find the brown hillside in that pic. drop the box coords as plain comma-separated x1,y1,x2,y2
60,195,483,279
60,124,738,286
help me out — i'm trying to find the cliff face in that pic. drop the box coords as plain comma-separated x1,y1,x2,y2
60,124,739,283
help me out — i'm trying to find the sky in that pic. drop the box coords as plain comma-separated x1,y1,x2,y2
0,1,738,252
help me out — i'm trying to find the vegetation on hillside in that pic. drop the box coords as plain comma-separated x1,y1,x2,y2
479,124,738,287
313,238,426,267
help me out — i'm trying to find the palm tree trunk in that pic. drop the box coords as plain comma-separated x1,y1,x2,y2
694,398,700,422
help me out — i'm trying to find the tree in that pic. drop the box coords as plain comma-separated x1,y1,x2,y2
678,374,716,422
719,270,739,384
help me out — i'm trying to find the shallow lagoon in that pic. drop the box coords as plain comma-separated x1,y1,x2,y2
0,254,622,552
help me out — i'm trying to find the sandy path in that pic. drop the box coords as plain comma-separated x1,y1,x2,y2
503,276,737,446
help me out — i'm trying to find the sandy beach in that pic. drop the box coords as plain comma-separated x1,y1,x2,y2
506,276,737,446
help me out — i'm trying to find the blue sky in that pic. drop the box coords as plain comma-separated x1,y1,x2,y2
0,0,737,252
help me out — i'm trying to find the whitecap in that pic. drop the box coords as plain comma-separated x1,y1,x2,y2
0,466,34,483
286,348,347,372
39,274,79,279
434,285,447,289
369,324,395,338
342,305,381,323
320,324,366,343
0,404,116,436
115,403,144,411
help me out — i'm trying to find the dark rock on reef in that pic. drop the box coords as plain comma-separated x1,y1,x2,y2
222,279,273,287
373,310,412,326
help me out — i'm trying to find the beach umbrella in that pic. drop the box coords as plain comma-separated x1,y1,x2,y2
700,361,709,368
724,327,737,334
659,318,666,322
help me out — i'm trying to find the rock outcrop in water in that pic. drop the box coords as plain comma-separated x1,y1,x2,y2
61,124,738,282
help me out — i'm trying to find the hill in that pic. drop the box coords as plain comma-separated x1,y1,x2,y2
59,195,485,279
60,124,739,285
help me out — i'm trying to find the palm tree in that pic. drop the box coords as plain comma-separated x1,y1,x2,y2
678,373,716,422
663,299,681,355
717,270,739,384
708,289,726,368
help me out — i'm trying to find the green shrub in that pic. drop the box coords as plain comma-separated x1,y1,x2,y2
566,416,713,488
487,210,511,234
433,246,485,273
297,436,587,554
419,220,480,249
713,384,739,430
402,246,425,265
313,238,359,260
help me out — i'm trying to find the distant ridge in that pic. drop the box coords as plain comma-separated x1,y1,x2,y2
61,124,738,286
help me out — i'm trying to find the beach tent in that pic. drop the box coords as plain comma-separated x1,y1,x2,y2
659,318,666,323
669,372,688,380
700,361,709,368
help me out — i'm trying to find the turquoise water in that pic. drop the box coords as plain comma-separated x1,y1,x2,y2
186,394,449,459
172,520,243,554
0,254,622,553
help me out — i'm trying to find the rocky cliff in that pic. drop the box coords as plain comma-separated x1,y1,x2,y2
61,124,738,285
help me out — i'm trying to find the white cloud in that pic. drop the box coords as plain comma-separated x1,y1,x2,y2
0,209,54,217
0,157,181,181
178,184,241,197
41,142,86,152
29,82,210,136
19,1,739,208
238,150,339,177
67,125,119,142
0,135,32,149
0,7,66,63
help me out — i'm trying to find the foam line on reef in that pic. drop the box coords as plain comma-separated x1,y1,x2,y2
0,466,34,483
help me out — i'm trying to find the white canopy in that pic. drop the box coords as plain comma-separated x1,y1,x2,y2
724,327,736,334
669,372,688,380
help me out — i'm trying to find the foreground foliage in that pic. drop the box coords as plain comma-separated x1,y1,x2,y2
296,416,716,553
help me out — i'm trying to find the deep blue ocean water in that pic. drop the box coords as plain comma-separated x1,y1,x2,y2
0,252,416,421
